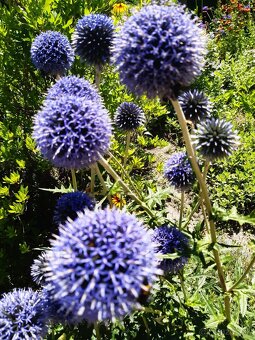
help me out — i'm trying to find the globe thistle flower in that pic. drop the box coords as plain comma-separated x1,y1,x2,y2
164,152,195,190
72,14,114,65
112,5,206,99
114,102,145,131
152,225,189,273
46,75,101,103
31,252,49,285
53,191,95,225
43,208,160,323
33,95,112,169
31,31,74,76
192,118,240,161
178,89,211,124
0,288,49,339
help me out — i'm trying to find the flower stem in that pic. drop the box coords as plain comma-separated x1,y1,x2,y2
124,131,131,167
71,169,77,191
94,323,101,340
179,190,185,230
179,270,188,302
228,254,255,292
171,99,230,321
98,155,155,219
94,163,107,195
90,165,96,195
94,64,102,89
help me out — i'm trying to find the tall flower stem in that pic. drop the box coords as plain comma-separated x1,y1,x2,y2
94,163,107,195
178,271,188,302
71,169,77,191
94,323,101,340
94,64,102,89
108,151,143,199
171,99,230,321
179,190,185,230
98,156,155,219
90,164,96,195
124,131,131,167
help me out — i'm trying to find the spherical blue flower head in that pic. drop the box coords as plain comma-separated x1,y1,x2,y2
53,191,95,225
152,225,189,274
114,102,145,131
0,288,49,339
31,252,48,285
192,118,240,161
72,14,114,65
43,208,160,323
164,152,195,190
46,76,101,103
178,89,211,124
33,95,112,169
112,5,206,99
31,31,74,76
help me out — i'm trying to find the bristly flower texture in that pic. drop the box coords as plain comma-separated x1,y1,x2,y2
178,89,211,124
33,95,112,169
112,4,206,99
31,31,74,76
53,191,95,225
46,76,101,103
43,208,160,323
31,252,49,285
114,102,145,131
0,288,49,339
72,14,114,65
192,118,240,161
164,152,195,190
152,225,189,273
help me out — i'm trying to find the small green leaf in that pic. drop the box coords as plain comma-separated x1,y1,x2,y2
63,18,73,29
0,186,9,196
239,292,248,317
39,184,73,194
227,321,245,337
16,159,26,169
213,205,255,226
14,185,29,203
8,202,24,215
3,172,20,184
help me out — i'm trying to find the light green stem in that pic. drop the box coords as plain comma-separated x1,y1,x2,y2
179,190,185,230
94,163,107,195
94,323,101,340
94,64,102,89
228,254,255,292
71,169,77,191
98,155,155,219
179,271,188,302
124,131,131,167
90,165,96,195
171,99,230,321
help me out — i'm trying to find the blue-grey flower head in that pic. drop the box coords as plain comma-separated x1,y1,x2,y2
164,152,195,190
112,4,206,99
152,225,189,273
31,31,74,76
114,102,145,131
192,118,240,161
0,288,49,339
178,89,211,123
43,208,160,323
53,191,95,225
31,252,49,285
72,14,114,65
33,95,112,169
46,76,101,103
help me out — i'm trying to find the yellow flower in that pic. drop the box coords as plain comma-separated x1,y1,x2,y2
112,3,128,16
112,193,126,208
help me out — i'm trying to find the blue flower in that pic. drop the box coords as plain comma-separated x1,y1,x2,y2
31,31,74,76
46,76,101,103
178,89,211,124
31,252,48,285
112,5,206,99
33,95,112,169
152,225,189,273
72,14,114,65
43,208,160,323
164,152,195,190
0,288,49,339
192,118,240,161
114,102,145,131
53,191,95,225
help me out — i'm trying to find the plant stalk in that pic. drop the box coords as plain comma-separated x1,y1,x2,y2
71,169,77,191
124,131,131,167
90,165,96,195
98,155,155,219
171,99,230,321
94,64,102,89
179,190,185,229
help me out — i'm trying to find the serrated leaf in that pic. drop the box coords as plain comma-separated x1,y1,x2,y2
8,202,24,214
0,186,9,196
14,186,29,203
3,172,20,184
39,184,73,194
213,205,255,226
239,292,248,317
227,321,245,337
16,159,26,169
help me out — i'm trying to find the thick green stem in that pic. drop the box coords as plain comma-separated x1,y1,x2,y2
90,165,96,195
98,155,155,219
228,254,255,292
179,190,185,230
94,322,101,340
71,169,77,191
94,163,107,195
94,65,102,89
124,131,131,167
179,271,188,302
171,99,230,321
